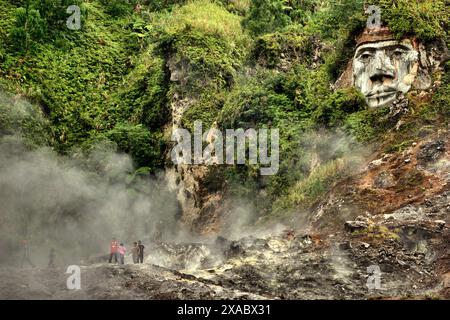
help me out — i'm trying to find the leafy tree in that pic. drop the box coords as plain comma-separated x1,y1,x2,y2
99,0,138,17
284,0,317,26
368,0,448,41
9,1,46,52
313,0,365,39
9,0,85,52
103,124,165,168
242,0,292,36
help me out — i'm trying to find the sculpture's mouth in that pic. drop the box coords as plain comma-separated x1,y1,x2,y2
366,88,397,107
367,87,397,99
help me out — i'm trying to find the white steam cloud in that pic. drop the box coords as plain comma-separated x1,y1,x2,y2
0,91,180,267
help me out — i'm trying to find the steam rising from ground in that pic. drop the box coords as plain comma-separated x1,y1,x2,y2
0,137,181,266
218,128,370,238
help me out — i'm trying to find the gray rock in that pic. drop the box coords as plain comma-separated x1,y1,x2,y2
374,171,396,189
339,241,352,250
344,220,368,232
360,242,371,249
417,140,446,164
434,220,446,229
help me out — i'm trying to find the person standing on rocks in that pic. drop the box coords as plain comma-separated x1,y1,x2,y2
20,239,35,268
131,242,139,264
109,237,119,263
118,243,126,265
137,240,145,264
48,248,56,269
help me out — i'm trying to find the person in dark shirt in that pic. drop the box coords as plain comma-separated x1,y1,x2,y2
137,240,145,263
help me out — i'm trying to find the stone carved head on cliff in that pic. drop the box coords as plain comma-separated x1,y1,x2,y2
352,27,419,108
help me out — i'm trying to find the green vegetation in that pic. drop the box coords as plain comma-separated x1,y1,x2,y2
9,0,86,52
272,158,346,216
0,0,167,169
150,0,250,130
242,0,291,36
353,224,400,241
0,90,51,147
369,0,449,41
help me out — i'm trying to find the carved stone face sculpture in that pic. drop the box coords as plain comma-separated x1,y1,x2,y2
353,39,419,108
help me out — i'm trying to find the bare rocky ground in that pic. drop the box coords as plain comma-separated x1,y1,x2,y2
0,221,448,300
0,133,448,300
0,209,447,300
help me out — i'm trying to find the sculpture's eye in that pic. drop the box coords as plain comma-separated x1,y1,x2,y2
359,52,373,63
392,49,403,59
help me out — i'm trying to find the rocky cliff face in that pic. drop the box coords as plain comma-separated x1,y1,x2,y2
165,55,226,234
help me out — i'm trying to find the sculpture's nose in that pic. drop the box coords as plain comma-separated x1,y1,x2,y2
369,51,395,83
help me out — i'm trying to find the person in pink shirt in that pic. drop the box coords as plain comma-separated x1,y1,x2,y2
118,243,126,265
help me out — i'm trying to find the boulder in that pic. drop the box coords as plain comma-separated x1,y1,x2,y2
344,220,368,232
417,140,446,164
